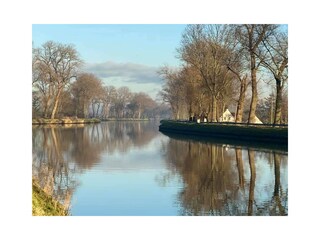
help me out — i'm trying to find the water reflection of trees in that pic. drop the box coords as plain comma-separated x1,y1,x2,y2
32,121,158,209
103,121,158,153
162,138,288,216
32,126,79,209
254,152,288,216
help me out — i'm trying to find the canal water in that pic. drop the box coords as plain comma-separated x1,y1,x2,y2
32,121,288,216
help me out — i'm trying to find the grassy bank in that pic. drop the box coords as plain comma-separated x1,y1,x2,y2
32,117,100,125
159,120,288,145
32,179,68,216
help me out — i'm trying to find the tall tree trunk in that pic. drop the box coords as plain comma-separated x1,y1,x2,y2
216,102,220,122
75,96,80,118
43,99,49,118
248,55,258,123
43,87,53,118
103,103,109,119
189,102,193,119
91,102,95,118
274,80,283,124
96,102,101,118
248,149,256,216
211,95,217,122
270,99,274,124
50,88,62,119
138,104,142,119
236,79,247,123
83,101,87,118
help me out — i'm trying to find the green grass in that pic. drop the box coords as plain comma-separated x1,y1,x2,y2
32,180,68,216
159,120,288,144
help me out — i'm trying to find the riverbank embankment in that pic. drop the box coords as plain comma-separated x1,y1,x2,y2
159,120,288,145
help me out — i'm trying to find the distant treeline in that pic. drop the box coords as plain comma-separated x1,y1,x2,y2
32,41,171,120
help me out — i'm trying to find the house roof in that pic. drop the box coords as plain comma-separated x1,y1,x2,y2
253,116,263,124
222,109,234,117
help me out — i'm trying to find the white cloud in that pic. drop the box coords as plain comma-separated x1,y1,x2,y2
84,61,163,84
82,61,165,100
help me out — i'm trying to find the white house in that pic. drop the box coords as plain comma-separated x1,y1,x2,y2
219,109,235,122
219,109,263,124
252,115,263,124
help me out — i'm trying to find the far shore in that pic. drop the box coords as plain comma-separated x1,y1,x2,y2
32,117,100,125
32,117,157,125
102,118,151,121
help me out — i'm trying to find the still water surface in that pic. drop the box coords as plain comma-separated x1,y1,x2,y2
32,121,288,216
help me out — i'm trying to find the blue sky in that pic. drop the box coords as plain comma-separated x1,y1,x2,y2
32,24,287,100
32,24,187,99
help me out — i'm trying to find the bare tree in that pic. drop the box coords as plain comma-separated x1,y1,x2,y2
32,90,41,118
57,90,74,117
101,86,117,119
90,85,105,118
181,65,208,119
128,92,156,119
259,30,288,124
159,66,187,119
33,46,54,118
33,41,82,119
158,24,286,123
178,24,234,121
236,24,277,123
114,87,132,118
71,73,104,118
225,29,250,122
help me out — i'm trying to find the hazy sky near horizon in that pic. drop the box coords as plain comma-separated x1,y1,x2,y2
32,24,187,99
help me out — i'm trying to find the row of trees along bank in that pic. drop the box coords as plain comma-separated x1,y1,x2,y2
159,24,288,124
32,41,171,120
